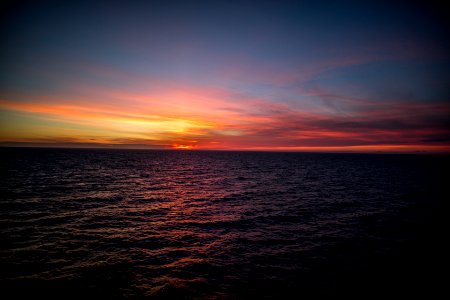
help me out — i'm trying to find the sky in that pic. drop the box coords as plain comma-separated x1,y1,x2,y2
1,0,449,152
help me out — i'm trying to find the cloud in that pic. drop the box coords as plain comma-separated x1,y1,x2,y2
2,88,449,151
1,52,449,152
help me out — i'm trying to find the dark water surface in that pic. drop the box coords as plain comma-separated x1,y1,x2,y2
0,148,446,299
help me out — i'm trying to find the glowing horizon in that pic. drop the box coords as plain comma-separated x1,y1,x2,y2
1,1,449,153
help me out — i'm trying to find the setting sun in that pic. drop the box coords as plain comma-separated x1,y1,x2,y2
172,144,195,150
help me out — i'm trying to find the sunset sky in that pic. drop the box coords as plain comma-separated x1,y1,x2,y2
1,0,449,152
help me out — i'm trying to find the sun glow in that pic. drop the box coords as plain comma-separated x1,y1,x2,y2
172,144,194,149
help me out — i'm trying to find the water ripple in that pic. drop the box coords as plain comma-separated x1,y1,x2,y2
0,149,446,298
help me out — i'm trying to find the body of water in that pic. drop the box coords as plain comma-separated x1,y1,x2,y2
0,148,446,298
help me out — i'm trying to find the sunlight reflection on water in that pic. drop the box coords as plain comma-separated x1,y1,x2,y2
0,149,446,298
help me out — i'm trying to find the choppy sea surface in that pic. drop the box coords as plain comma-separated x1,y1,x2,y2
0,148,446,299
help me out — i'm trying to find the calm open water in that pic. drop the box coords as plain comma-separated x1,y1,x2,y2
0,148,446,299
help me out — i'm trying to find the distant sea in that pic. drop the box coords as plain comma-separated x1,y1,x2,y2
0,148,446,299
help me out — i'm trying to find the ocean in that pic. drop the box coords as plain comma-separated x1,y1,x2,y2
0,148,446,299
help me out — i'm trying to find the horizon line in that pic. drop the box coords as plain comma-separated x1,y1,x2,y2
1,142,449,155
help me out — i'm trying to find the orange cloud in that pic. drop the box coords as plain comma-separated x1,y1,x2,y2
1,71,450,153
